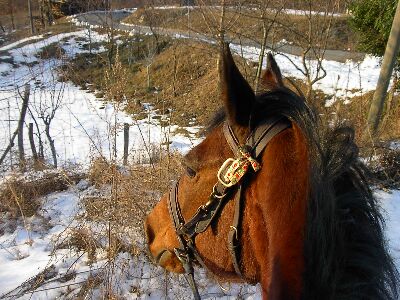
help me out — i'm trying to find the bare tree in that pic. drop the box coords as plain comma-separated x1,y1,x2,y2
28,107,45,160
28,0,34,34
277,0,342,100
39,0,54,28
0,0,16,30
141,0,172,53
252,1,283,92
143,41,157,89
30,76,65,168
28,123,39,166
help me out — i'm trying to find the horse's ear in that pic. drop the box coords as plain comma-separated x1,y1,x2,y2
219,43,255,126
261,53,284,89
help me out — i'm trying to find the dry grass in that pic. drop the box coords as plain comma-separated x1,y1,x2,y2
36,42,66,59
75,273,104,299
373,148,400,188
64,36,253,127
86,152,183,228
128,40,255,126
57,228,99,263
58,152,184,267
330,91,400,146
46,152,185,297
0,170,84,218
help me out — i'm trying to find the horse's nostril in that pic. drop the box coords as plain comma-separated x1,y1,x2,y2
144,218,155,246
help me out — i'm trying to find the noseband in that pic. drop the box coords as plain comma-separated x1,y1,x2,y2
167,116,291,299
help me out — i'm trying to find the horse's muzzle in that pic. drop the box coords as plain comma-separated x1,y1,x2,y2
144,215,185,273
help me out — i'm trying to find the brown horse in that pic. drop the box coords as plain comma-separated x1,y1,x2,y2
145,44,399,299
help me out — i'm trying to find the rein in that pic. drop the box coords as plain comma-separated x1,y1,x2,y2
167,116,291,299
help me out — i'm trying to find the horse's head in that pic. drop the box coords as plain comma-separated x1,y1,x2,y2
145,45,311,298
144,45,400,300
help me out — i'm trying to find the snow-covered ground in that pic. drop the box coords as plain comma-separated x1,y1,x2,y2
152,6,346,17
0,15,398,299
0,181,398,299
0,29,200,170
229,44,382,100
0,178,262,299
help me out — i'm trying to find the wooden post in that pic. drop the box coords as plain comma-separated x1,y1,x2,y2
367,1,400,135
18,84,30,172
123,123,129,165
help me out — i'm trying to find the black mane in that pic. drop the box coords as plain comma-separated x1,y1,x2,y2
210,87,400,299
260,88,399,299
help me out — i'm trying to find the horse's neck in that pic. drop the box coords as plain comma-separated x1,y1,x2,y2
243,124,309,299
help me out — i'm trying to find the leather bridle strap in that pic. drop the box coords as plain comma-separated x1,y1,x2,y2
167,117,291,299
224,116,291,277
227,184,243,276
168,180,202,300
223,115,289,158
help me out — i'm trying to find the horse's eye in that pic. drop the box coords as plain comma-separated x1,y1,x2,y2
186,166,197,178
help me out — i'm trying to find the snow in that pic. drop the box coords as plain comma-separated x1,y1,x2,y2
0,181,398,299
377,190,400,268
0,35,45,52
152,6,346,17
0,178,261,299
0,62,13,74
280,8,344,16
229,43,383,100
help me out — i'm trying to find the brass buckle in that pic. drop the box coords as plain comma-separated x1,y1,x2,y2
217,158,236,187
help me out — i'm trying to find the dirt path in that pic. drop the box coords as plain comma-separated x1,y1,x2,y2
76,11,366,63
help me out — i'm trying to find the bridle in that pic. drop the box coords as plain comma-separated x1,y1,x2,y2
167,116,291,299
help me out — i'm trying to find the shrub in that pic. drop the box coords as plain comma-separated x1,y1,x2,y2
349,0,399,61
36,42,66,59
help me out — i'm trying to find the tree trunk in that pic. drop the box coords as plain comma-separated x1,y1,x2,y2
18,84,30,172
28,0,35,35
255,23,268,93
123,123,129,165
173,49,178,97
29,111,44,159
147,65,151,89
29,123,39,164
39,0,45,28
9,1,15,30
218,0,226,45
367,1,400,135
45,124,57,168
46,0,54,27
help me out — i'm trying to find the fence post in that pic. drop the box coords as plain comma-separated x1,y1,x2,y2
123,123,129,165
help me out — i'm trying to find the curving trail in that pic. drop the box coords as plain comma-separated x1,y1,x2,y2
75,10,365,63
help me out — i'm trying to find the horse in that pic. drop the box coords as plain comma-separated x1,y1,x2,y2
144,44,399,299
